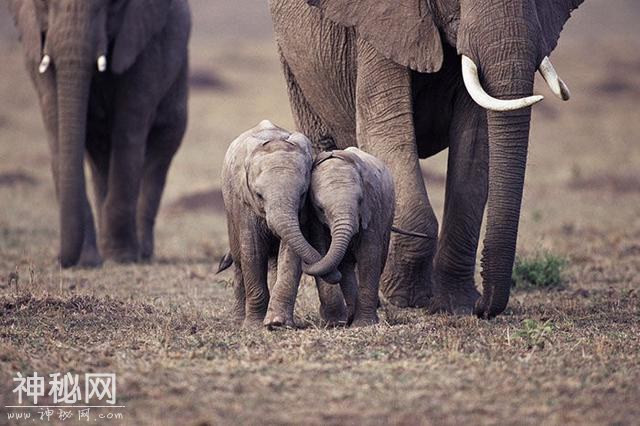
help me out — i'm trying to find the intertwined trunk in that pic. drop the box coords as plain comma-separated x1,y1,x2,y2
268,210,322,266
304,214,357,277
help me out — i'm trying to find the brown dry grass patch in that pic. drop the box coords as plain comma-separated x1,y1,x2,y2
1,1,640,424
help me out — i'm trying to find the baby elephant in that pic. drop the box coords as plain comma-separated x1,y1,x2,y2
221,120,339,328
305,147,395,327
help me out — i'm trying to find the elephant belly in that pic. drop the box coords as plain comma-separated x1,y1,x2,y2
86,75,116,151
411,42,463,159
271,0,357,149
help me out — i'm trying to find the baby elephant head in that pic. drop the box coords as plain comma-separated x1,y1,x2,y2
242,121,341,282
303,148,376,277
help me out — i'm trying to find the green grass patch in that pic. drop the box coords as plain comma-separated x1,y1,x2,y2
513,319,555,350
512,252,567,290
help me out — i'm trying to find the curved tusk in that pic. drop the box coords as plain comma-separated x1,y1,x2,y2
97,55,107,72
461,55,544,112
39,55,51,74
538,56,571,101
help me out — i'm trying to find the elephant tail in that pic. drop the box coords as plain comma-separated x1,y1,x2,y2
216,252,234,273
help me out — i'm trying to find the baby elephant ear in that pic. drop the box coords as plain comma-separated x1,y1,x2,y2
307,0,443,73
111,0,173,74
536,0,584,56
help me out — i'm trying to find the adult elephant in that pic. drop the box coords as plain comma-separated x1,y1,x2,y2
270,0,582,317
7,0,190,267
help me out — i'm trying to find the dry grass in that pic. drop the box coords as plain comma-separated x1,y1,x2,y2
1,1,640,424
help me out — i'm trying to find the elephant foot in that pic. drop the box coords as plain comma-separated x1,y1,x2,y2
264,309,295,329
431,274,481,315
380,263,432,308
380,237,435,308
320,303,348,327
242,316,266,329
102,244,139,264
350,314,379,328
77,245,103,268
139,234,154,261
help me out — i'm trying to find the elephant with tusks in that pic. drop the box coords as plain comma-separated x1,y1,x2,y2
270,0,583,318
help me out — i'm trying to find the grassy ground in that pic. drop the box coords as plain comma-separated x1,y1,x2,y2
1,1,639,424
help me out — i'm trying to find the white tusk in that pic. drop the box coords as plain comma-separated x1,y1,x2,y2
461,55,544,112
97,55,107,72
538,56,571,101
39,55,51,74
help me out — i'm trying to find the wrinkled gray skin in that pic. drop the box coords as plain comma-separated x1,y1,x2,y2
270,0,583,318
8,0,190,267
222,120,340,328
304,148,395,327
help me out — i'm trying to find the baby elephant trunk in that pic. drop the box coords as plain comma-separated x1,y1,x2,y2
304,216,356,277
268,211,341,283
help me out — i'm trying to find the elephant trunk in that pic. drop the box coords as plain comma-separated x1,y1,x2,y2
303,215,356,277
267,194,342,284
266,197,323,263
475,24,537,318
53,5,93,267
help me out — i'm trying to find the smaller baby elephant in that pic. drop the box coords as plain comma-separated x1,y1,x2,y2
220,120,339,328
305,147,395,327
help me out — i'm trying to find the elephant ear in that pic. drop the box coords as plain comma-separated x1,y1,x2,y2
536,0,584,56
110,0,173,74
307,0,443,73
7,0,45,65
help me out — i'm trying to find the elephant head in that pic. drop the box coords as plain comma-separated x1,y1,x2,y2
242,122,341,283
7,0,174,267
303,149,376,277
307,0,582,317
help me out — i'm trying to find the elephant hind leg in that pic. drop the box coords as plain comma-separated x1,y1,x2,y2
232,263,246,325
316,278,348,326
77,194,102,268
136,84,187,261
433,89,486,314
136,122,184,260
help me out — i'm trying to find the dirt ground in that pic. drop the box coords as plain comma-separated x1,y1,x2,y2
1,1,639,424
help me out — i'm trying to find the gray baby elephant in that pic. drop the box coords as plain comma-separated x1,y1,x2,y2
220,120,339,327
305,147,395,327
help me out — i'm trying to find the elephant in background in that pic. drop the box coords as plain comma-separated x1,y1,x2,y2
7,0,191,267
220,120,340,328
270,0,583,317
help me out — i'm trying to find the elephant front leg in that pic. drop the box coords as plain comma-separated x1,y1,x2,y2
309,221,348,325
352,233,383,327
101,100,152,263
264,243,302,328
433,90,487,314
239,224,270,328
356,39,438,308
339,260,358,325
316,278,348,326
